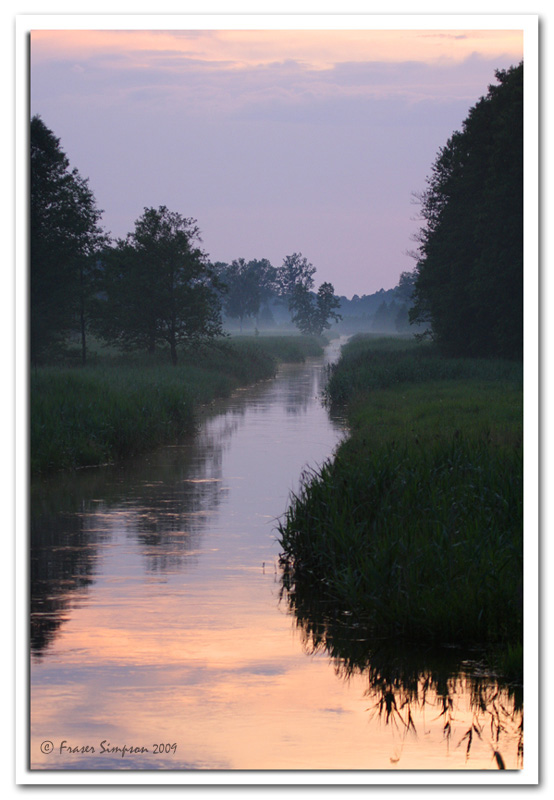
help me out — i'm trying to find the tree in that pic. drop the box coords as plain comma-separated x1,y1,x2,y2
219,258,262,331
396,270,417,304
289,281,342,336
392,270,418,332
410,64,523,359
371,299,397,332
314,282,342,334
277,253,316,302
30,115,106,364
92,239,156,351
247,258,278,326
215,257,279,331
96,206,223,364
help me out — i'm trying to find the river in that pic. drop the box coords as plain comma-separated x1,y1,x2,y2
30,338,522,773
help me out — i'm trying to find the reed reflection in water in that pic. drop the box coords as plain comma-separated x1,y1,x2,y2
279,567,523,770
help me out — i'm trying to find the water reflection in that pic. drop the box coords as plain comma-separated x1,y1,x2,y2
31,421,229,657
279,573,523,769
30,347,345,661
31,339,524,771
31,499,104,656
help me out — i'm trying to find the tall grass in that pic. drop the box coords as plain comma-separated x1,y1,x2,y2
228,333,326,364
278,336,523,664
31,335,324,474
325,333,522,405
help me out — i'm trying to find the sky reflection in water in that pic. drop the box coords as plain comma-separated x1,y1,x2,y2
30,342,522,771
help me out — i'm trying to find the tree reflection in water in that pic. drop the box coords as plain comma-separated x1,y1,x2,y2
279,568,523,769
30,422,228,658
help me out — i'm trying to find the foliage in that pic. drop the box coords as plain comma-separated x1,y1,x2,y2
325,333,521,406
30,115,107,364
276,252,316,301
31,335,324,474
216,258,277,329
289,281,342,335
248,258,278,307
410,64,523,359
396,270,417,303
95,206,223,364
278,337,522,652
333,271,424,335
215,251,341,333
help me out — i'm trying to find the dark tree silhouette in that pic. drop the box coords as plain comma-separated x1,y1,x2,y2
410,63,523,359
96,206,223,364
31,115,106,364
218,258,262,331
289,281,342,335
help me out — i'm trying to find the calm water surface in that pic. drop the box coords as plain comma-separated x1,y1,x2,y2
30,340,522,771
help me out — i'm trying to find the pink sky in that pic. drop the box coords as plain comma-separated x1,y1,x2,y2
30,26,523,297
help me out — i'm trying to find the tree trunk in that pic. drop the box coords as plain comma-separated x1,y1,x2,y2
170,335,178,366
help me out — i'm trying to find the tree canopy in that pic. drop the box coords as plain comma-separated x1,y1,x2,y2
289,281,342,336
95,206,223,363
277,253,316,301
410,63,523,359
31,115,106,363
216,258,277,330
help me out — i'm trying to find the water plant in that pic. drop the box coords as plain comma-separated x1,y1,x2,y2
278,335,523,673
31,335,324,474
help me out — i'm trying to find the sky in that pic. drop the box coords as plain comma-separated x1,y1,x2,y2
29,23,524,298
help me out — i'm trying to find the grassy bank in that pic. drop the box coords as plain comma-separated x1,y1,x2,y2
31,335,324,475
278,335,523,673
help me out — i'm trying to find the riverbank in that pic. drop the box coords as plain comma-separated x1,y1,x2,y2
31,334,325,475
278,334,523,678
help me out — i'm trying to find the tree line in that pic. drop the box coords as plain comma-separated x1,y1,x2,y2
30,116,341,366
32,59,523,367
213,254,341,336
410,63,523,359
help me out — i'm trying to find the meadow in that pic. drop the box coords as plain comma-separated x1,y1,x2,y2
278,335,523,676
31,334,324,475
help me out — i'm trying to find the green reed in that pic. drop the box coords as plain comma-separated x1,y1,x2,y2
325,333,522,406
278,336,523,664
31,335,324,474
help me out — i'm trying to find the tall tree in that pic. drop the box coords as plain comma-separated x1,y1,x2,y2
96,206,223,364
410,64,523,359
277,253,316,302
30,115,106,364
219,258,262,331
289,281,342,336
247,258,278,326
218,257,278,330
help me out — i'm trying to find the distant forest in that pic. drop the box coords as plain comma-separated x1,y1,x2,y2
211,258,419,336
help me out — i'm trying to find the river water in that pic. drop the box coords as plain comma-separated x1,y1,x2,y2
30,339,522,772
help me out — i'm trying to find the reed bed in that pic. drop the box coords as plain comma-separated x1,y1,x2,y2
325,333,522,405
278,335,523,663
228,333,326,364
31,335,323,474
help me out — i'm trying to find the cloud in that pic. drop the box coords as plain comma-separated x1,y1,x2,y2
29,28,524,296
32,42,522,129
31,28,523,71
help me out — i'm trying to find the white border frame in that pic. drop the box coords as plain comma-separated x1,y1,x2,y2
14,12,540,788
